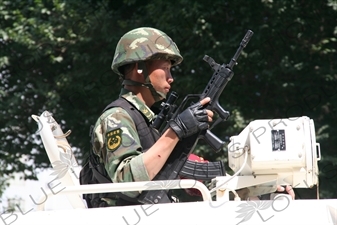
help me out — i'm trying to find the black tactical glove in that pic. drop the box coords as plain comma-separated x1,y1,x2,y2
169,102,209,140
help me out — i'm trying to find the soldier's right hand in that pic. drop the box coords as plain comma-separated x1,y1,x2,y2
169,97,213,140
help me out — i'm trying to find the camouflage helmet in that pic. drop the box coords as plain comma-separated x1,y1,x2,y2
111,27,183,76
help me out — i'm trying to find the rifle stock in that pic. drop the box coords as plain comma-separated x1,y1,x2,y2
138,30,254,204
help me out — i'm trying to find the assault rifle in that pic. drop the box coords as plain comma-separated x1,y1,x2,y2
138,30,254,204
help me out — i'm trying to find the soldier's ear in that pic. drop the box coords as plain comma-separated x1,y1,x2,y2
128,63,145,82
136,63,143,74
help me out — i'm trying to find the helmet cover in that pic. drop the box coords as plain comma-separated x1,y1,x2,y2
111,27,183,76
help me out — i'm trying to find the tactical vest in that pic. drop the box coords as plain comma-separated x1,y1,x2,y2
103,97,160,152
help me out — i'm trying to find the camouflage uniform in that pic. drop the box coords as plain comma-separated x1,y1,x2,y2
92,88,155,205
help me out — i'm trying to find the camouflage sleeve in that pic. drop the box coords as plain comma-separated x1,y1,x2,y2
92,107,150,197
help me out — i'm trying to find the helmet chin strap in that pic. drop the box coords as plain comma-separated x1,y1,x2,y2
122,61,166,102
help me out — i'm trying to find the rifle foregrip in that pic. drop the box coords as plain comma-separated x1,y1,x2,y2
179,160,226,181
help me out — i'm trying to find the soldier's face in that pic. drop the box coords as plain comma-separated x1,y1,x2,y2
147,60,173,95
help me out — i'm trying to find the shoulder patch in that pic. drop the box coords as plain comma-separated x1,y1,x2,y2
106,128,122,151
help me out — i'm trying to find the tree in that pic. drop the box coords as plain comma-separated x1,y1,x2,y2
1,0,336,198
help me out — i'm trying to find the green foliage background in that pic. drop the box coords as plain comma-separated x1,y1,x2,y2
0,0,336,198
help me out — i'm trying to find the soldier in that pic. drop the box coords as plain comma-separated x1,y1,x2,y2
91,27,213,206
90,27,294,207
